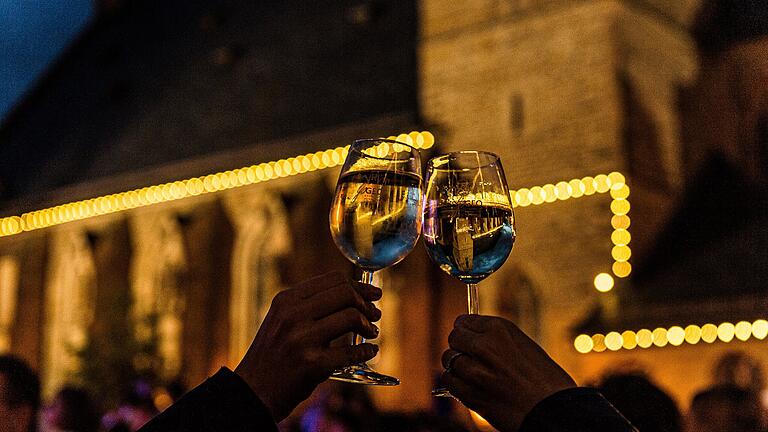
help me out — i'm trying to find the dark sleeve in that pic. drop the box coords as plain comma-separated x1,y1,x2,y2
519,387,638,432
139,368,279,432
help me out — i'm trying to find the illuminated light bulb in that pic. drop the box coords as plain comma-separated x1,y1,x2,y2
543,184,557,203
612,261,632,278
701,324,718,343
263,163,275,178
610,184,630,199
667,326,685,346
652,328,668,347
273,162,284,177
611,229,631,246
203,175,216,192
290,158,302,174
244,166,256,183
750,319,768,340
591,334,606,353
574,334,594,353
211,175,223,191
611,215,631,230
330,150,342,166
421,131,435,149
408,131,420,147
608,172,626,187
191,178,205,195
160,184,172,200
594,174,610,193
296,156,309,173
611,199,631,215
684,325,702,345
605,332,623,351
717,322,735,342
622,331,637,349
611,245,632,262
734,321,752,341
530,186,544,205
569,179,585,198
594,273,614,293
555,181,572,200
396,133,411,146
320,152,331,168
281,159,293,175
516,189,531,207
234,169,246,185
582,177,596,195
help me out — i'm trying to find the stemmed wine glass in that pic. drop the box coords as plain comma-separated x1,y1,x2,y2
422,151,516,396
328,138,423,385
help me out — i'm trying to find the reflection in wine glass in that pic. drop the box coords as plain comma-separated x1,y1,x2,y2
423,151,516,397
328,138,423,385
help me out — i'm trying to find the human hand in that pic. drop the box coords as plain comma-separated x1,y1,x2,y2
235,271,382,422
442,315,576,432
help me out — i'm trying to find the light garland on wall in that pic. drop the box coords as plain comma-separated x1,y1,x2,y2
574,319,768,354
0,131,434,237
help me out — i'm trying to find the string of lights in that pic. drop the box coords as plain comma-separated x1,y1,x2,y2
575,320,768,353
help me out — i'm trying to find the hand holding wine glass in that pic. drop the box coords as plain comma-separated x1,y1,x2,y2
328,138,423,385
422,151,516,396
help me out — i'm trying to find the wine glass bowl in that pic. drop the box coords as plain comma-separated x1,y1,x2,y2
328,138,423,385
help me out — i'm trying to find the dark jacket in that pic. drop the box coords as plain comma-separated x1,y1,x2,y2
139,368,636,432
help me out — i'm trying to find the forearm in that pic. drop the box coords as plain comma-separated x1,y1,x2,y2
138,368,279,432
519,387,637,432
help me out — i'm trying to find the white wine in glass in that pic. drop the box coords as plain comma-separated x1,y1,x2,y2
329,138,423,385
423,151,516,396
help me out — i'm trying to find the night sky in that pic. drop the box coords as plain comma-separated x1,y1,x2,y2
0,0,92,121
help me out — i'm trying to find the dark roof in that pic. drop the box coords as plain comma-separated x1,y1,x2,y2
694,0,768,51
0,0,418,211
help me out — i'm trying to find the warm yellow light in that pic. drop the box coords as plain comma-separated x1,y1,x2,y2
530,186,545,205
516,188,531,207
684,325,702,344
569,179,585,198
701,324,718,343
612,261,632,278
734,321,752,341
421,131,435,149
605,332,623,351
667,326,685,346
611,245,632,262
594,273,614,293
542,184,557,203
574,334,594,353
652,328,668,347
611,199,630,215
611,229,631,246
622,330,637,349
611,214,631,230
636,329,653,348
469,410,494,431
610,184,630,199
608,172,626,186
753,320,768,340
555,181,572,200
582,177,596,195
594,174,610,193
592,334,606,352
717,322,735,342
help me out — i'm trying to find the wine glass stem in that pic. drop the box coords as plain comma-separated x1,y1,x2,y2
356,270,376,345
467,283,479,315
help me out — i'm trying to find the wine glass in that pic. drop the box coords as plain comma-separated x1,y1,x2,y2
423,151,516,396
328,138,423,385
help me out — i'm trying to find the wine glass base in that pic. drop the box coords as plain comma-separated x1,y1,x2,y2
431,387,456,398
330,363,400,386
